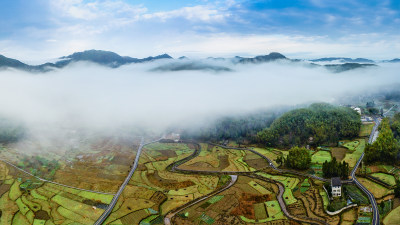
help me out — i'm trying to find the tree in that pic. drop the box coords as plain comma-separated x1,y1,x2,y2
285,147,311,170
365,118,399,164
322,157,349,179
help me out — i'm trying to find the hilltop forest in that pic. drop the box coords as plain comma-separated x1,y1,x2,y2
257,103,361,148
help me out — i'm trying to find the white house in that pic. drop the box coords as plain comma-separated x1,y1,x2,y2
331,177,342,197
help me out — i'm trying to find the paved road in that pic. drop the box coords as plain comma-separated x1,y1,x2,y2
349,117,381,225
0,158,116,195
164,175,238,225
95,137,162,225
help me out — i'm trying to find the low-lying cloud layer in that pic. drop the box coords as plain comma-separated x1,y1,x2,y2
0,60,399,134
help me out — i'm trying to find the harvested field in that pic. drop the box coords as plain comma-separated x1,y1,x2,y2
341,208,357,225
358,178,393,198
383,205,400,225
331,147,347,161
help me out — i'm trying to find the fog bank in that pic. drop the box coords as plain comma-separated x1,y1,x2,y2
0,61,399,135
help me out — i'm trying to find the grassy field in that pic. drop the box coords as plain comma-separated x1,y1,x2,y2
311,151,332,164
359,123,375,137
383,205,400,225
342,139,365,168
358,178,393,198
371,173,396,186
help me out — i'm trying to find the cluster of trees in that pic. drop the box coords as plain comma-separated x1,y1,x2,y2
391,113,400,139
322,157,349,179
257,103,361,148
282,147,311,170
0,117,25,144
181,112,277,142
365,118,399,164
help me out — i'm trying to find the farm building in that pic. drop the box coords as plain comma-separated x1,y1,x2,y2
331,177,342,197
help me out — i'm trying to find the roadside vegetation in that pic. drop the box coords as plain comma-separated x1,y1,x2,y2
365,118,399,164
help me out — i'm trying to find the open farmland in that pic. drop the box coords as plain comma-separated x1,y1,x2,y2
0,161,114,225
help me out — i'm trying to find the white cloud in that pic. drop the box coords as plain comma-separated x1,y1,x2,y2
142,5,229,22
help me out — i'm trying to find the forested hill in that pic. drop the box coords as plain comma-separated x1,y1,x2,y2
257,103,361,148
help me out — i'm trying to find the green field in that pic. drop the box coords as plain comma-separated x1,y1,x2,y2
343,185,369,205
359,123,375,137
371,173,396,186
312,151,332,164
342,139,365,167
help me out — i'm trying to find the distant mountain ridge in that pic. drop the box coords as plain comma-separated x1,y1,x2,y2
0,50,172,72
0,50,398,73
311,57,374,63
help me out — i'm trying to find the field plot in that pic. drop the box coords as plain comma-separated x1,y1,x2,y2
384,205,400,225
178,145,265,172
330,147,347,161
340,208,358,225
171,176,285,225
358,178,393,199
250,147,288,167
342,139,365,168
359,122,375,137
370,173,396,186
1,135,142,193
311,151,332,164
0,162,114,225
104,142,221,224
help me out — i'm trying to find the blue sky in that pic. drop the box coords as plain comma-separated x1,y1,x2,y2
0,0,400,60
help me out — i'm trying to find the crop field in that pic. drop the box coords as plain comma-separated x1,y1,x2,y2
103,142,222,224
371,173,396,186
0,162,115,225
383,205,400,225
342,139,365,168
178,145,264,172
311,151,332,164
359,122,375,137
331,147,347,161
171,176,284,225
341,208,358,225
358,178,393,199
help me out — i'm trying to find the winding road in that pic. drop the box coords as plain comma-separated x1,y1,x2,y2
94,136,163,225
349,117,381,225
